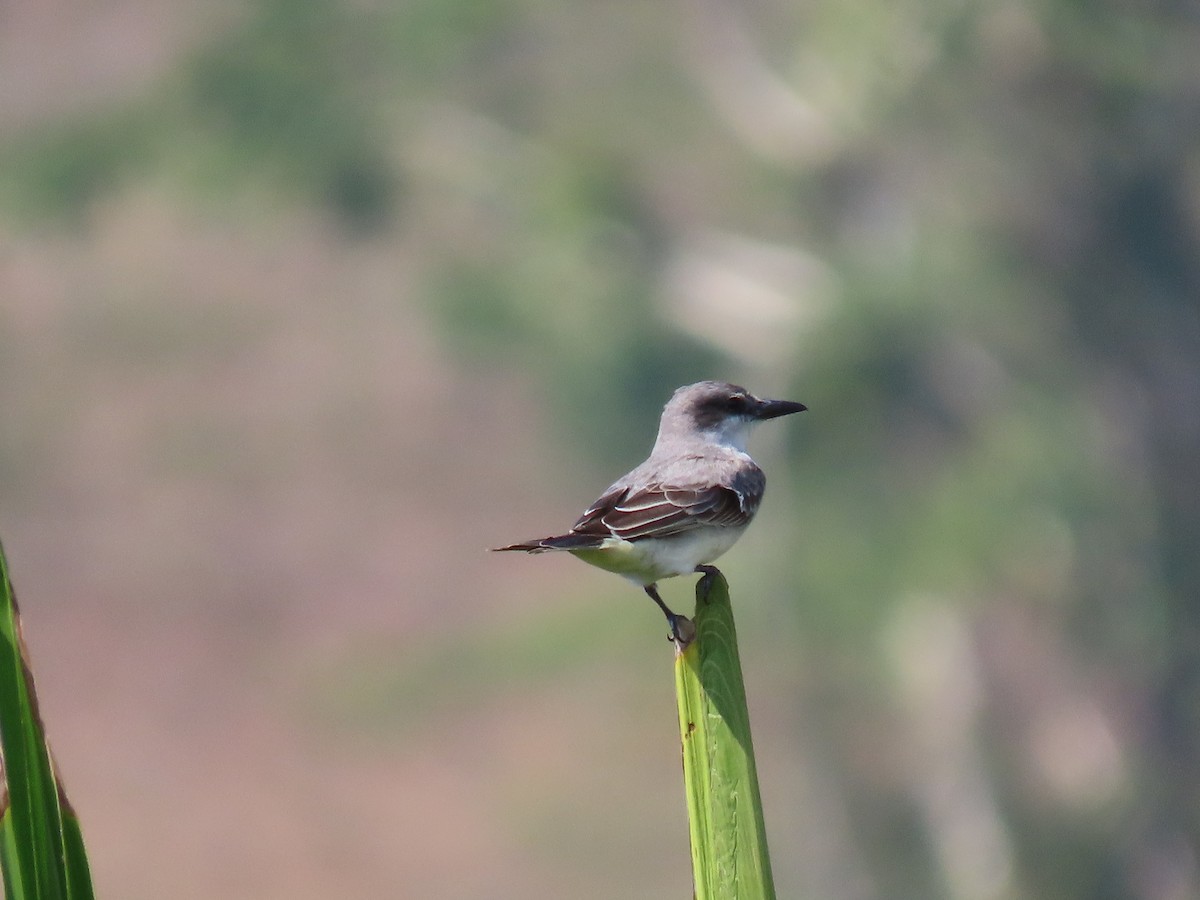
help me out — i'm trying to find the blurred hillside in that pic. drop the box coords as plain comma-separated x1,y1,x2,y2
1,0,1198,897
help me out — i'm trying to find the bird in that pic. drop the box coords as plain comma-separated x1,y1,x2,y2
494,381,806,644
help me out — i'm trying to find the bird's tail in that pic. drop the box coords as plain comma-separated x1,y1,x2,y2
492,533,606,553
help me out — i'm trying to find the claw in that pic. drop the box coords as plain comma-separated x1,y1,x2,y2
646,583,696,647
669,613,696,648
694,564,722,602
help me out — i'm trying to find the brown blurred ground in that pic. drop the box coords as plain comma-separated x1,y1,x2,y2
0,11,712,891
5,1,1200,898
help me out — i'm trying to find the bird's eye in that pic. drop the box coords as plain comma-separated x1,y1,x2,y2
727,394,747,411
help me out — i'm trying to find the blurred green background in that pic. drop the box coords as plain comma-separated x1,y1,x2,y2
1,0,1198,897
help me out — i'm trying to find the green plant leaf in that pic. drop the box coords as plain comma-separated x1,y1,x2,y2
0,539,94,899
675,571,776,900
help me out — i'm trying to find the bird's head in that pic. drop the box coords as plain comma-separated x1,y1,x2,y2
657,381,806,452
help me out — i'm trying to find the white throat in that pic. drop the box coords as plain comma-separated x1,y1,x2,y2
701,417,754,454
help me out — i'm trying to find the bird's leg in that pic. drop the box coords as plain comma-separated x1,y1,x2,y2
644,584,695,647
694,564,723,602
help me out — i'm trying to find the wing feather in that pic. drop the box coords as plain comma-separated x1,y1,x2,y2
496,458,767,552
568,468,764,543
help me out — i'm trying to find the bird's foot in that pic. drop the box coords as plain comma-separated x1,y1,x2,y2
645,583,695,648
694,564,723,602
668,613,696,649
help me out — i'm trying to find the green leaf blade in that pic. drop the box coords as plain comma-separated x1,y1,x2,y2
675,572,776,900
0,539,95,899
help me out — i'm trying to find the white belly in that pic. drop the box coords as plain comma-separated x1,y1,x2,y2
570,525,747,585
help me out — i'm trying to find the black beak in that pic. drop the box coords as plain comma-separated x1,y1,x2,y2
753,398,807,420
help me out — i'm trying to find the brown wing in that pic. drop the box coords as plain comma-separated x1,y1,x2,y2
493,462,766,552
569,477,762,542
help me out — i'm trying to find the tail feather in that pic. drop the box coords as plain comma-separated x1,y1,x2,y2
492,533,606,553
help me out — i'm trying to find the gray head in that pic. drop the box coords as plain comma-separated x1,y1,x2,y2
654,381,806,452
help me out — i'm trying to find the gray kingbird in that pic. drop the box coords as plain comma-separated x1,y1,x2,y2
494,381,806,644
